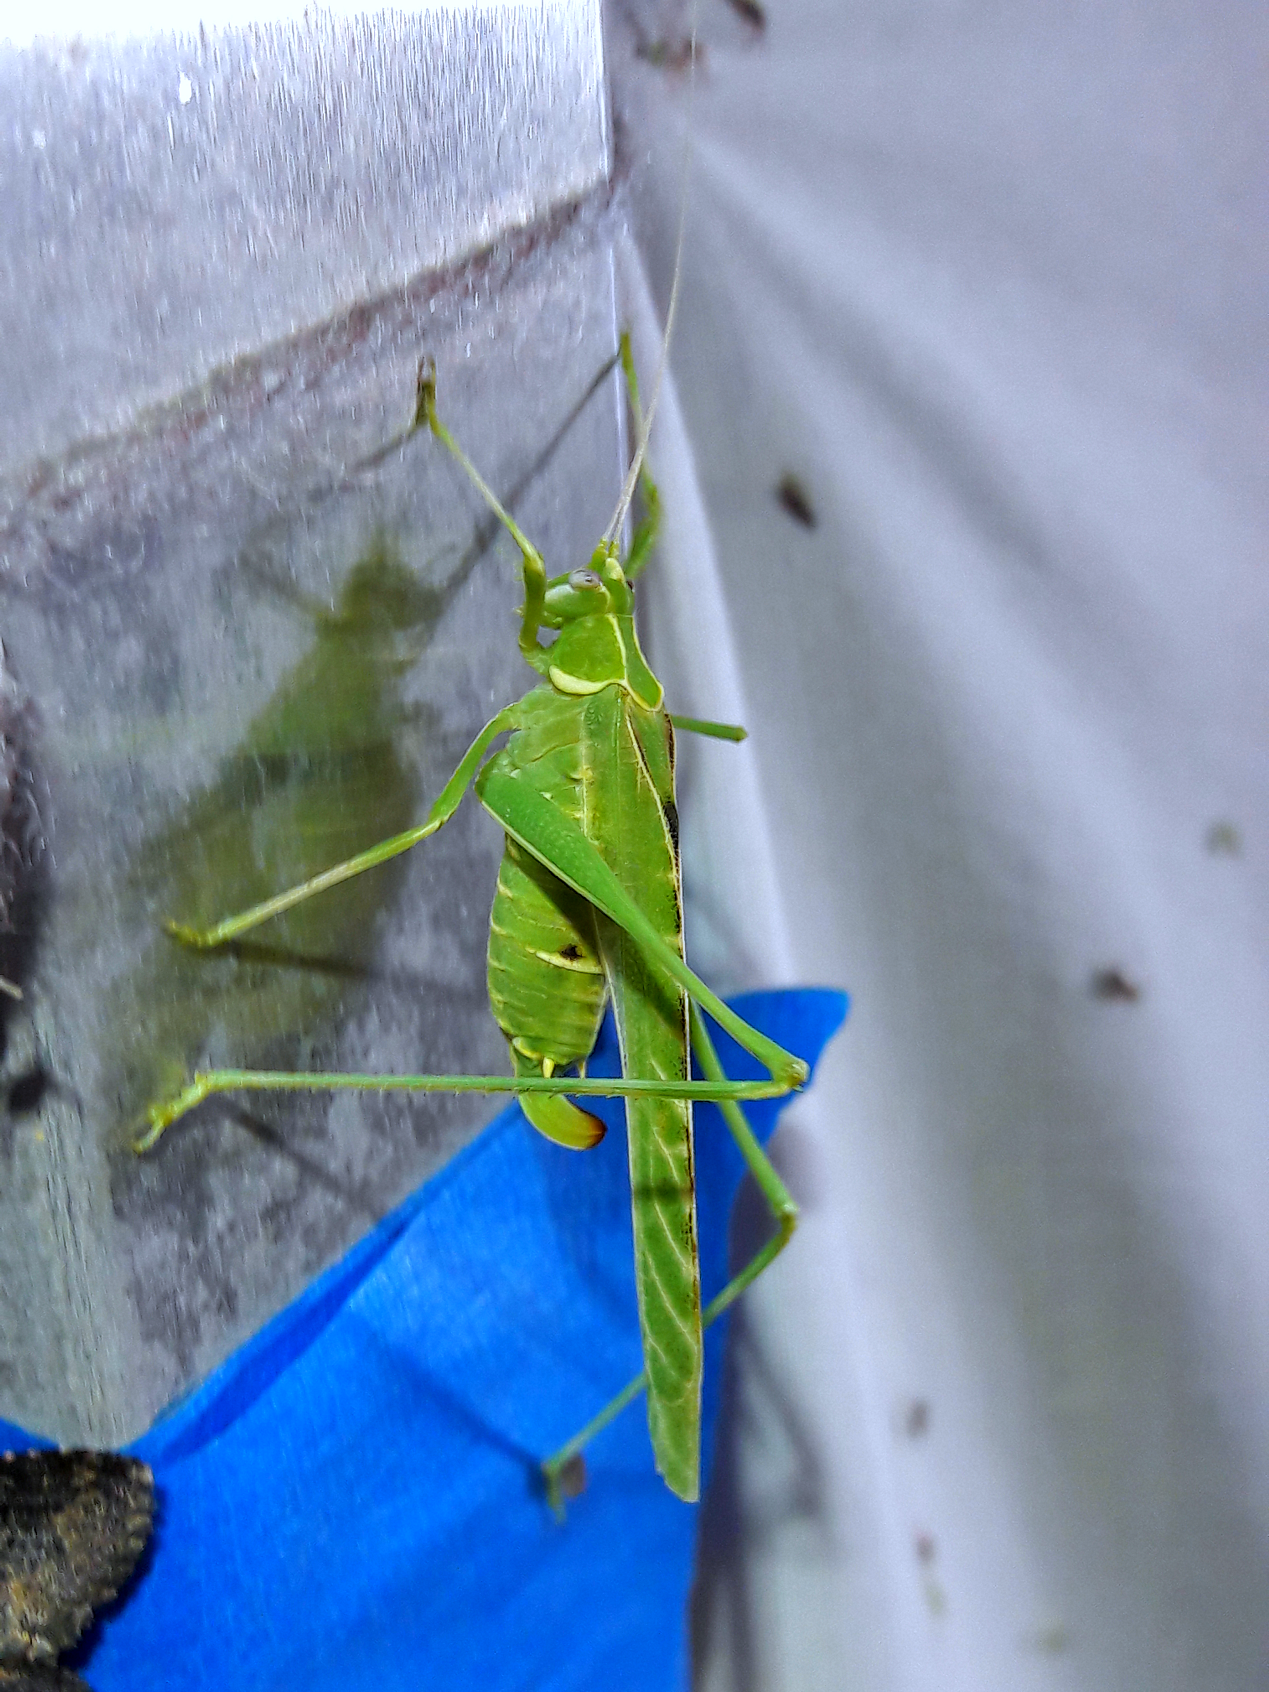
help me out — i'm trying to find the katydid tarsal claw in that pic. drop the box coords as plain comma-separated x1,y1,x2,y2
138,84,808,1505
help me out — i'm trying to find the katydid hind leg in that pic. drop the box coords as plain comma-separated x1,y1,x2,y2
688,1005,799,1323
539,1005,800,1515
136,1045,798,1152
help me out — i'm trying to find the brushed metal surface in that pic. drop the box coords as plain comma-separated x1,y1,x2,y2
0,0,621,1445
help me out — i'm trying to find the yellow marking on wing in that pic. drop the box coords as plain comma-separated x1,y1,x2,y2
530,947,605,974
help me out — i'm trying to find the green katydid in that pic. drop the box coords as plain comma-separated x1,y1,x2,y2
136,334,808,1512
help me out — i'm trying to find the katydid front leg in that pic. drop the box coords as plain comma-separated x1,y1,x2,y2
164,704,519,953
414,360,552,674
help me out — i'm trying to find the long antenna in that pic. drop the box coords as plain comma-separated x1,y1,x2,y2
604,14,698,548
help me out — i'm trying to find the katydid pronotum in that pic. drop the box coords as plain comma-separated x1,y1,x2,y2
136,335,808,1513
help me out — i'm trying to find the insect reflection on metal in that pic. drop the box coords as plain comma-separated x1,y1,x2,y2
0,1450,154,1692
104,535,441,1147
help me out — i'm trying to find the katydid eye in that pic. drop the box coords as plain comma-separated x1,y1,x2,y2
569,569,602,590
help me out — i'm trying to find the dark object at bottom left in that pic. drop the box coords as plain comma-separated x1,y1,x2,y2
0,1451,154,1692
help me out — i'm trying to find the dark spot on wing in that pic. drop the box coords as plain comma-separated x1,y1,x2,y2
632,1180,694,1205
559,943,582,961
663,799,680,856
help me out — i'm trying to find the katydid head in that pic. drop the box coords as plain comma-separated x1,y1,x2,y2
541,543,633,628
540,541,661,707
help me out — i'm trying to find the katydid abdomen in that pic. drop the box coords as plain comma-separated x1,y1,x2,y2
488,685,607,1153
